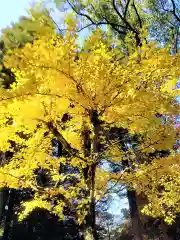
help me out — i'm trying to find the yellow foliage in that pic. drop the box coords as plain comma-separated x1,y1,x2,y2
126,154,180,223
0,26,179,223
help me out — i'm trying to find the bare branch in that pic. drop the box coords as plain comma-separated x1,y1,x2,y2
77,23,95,32
132,0,142,29
67,0,97,25
42,120,86,162
112,0,136,34
124,0,131,18
103,16,127,35
77,21,112,32
47,11,64,35
66,0,127,35
47,121,77,155
171,0,180,23
112,0,126,21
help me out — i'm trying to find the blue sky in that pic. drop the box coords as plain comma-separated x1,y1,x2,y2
0,0,34,31
0,0,90,45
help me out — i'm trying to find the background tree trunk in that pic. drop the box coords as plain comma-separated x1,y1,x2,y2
82,120,97,240
0,188,9,224
159,220,171,240
127,189,143,240
2,189,15,240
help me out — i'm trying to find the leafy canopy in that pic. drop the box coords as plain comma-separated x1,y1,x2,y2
0,7,56,51
0,22,179,224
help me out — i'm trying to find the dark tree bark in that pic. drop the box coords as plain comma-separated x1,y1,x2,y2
118,127,144,240
159,220,172,240
82,110,103,240
2,189,15,240
127,189,143,240
81,124,96,240
84,164,97,240
122,162,143,240
0,188,9,224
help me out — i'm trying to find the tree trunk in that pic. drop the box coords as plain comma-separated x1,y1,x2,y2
90,165,96,239
159,220,171,240
2,189,15,240
0,188,9,224
83,110,103,240
82,124,97,239
121,139,144,240
127,189,143,240
122,161,143,239
84,164,96,240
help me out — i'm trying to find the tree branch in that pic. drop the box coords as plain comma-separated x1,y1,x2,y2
132,0,142,29
103,16,127,35
67,0,97,25
171,0,180,23
44,121,86,163
112,0,137,34
77,21,112,32
47,121,77,155
124,0,131,18
47,11,64,35
66,0,126,36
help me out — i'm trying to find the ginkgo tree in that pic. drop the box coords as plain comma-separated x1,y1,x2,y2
0,21,179,239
